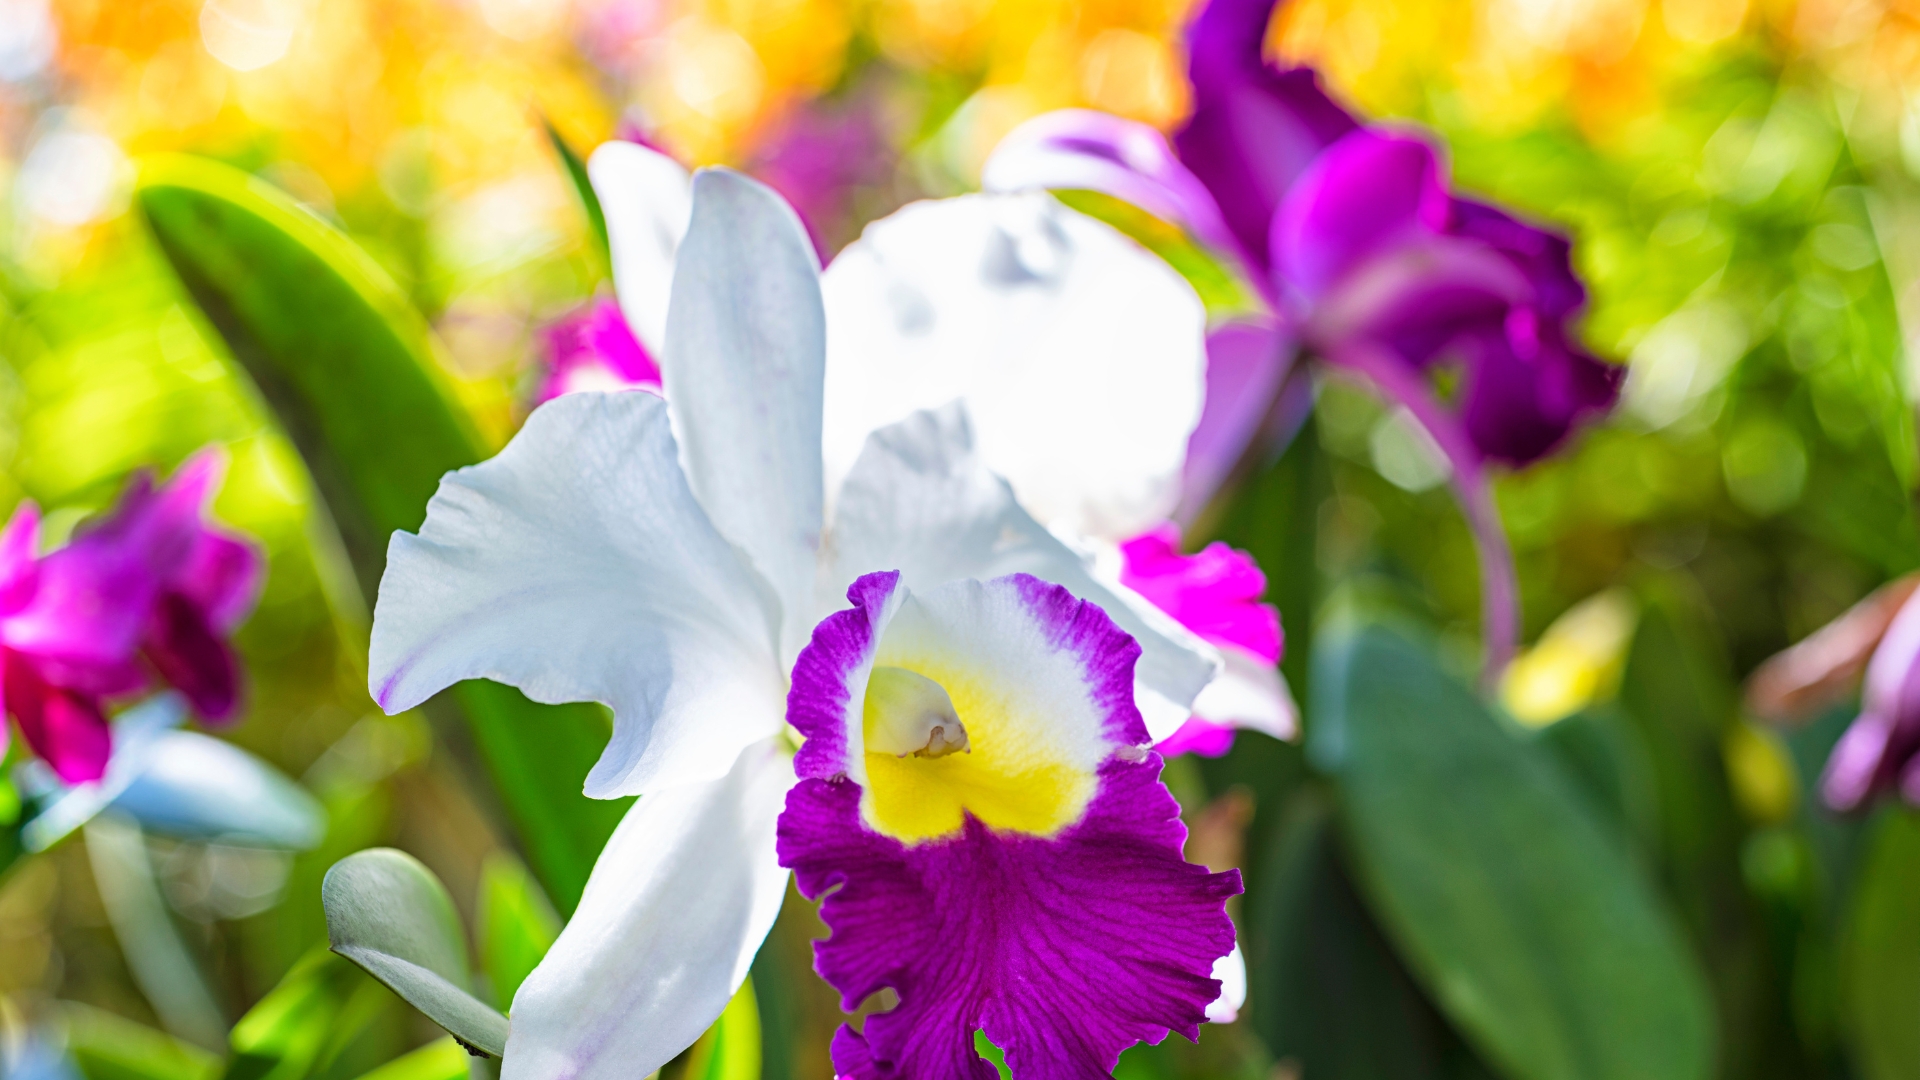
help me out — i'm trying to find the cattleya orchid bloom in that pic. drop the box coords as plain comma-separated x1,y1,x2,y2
581,138,1294,754
0,450,262,783
368,167,1236,1080
981,0,1622,672
781,571,1240,1077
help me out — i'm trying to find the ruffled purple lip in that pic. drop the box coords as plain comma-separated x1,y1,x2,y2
778,572,1241,1079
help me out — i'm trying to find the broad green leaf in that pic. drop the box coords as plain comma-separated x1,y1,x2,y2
323,849,508,1057
1310,621,1714,1080
62,1001,221,1080
346,1039,471,1080
1249,792,1476,1079
684,979,762,1080
1842,808,1920,1080
477,851,562,1010
135,154,627,912
542,116,610,268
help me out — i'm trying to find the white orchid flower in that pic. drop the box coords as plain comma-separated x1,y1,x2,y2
589,141,1290,750
367,165,1223,1080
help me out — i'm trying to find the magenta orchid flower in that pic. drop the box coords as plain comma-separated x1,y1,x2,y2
0,450,262,783
1119,525,1291,755
537,297,662,401
981,0,1622,673
781,571,1240,1078
368,167,1231,1080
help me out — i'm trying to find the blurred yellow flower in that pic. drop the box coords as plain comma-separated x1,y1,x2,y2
1501,589,1638,727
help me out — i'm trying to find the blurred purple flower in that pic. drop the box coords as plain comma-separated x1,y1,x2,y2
984,0,1622,673
538,297,662,402
0,450,262,782
1822,584,1920,811
750,95,894,258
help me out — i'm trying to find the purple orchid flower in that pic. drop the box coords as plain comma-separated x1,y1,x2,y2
779,571,1241,1079
538,296,663,402
1119,525,1293,756
0,450,263,783
982,0,1622,674
1820,582,1920,810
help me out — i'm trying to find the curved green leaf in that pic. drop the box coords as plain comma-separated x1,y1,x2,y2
477,851,561,1011
1310,622,1714,1080
1843,808,1920,1080
542,117,610,268
323,849,508,1057
135,154,627,912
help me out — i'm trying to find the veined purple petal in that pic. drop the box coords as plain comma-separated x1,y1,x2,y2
983,111,1235,254
539,297,663,402
780,572,1239,1078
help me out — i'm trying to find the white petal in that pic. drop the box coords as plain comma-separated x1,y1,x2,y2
827,404,1219,741
1191,646,1298,742
821,193,1206,541
369,391,786,798
588,141,692,355
666,168,825,662
504,739,794,1080
1205,942,1246,1024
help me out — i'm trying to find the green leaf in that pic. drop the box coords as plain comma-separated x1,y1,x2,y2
1249,791,1478,1079
477,851,562,1011
135,154,627,913
62,1002,221,1080
542,116,611,269
1310,621,1714,1080
683,979,762,1080
344,1039,472,1080
322,849,508,1057
226,948,363,1080
1842,808,1920,1080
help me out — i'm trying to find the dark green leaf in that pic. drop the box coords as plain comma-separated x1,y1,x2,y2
1311,621,1714,1080
135,154,627,912
476,851,561,1011
1842,808,1920,1080
322,848,508,1057
541,116,610,269
62,1002,221,1080
1250,791,1477,1080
